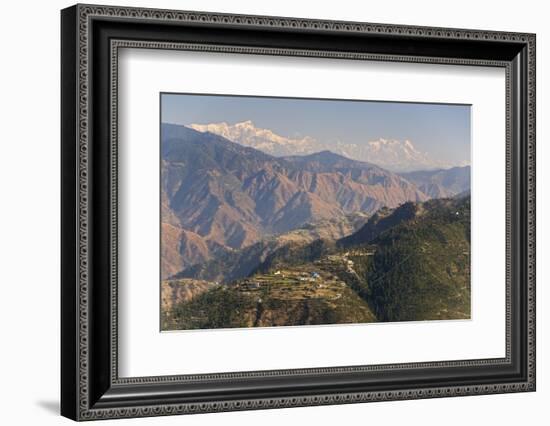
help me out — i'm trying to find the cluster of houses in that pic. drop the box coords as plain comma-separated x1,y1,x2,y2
234,265,353,300
272,269,321,282
237,248,378,293
239,270,324,291
326,254,355,273
297,271,320,282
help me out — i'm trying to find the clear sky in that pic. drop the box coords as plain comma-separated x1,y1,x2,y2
161,93,471,166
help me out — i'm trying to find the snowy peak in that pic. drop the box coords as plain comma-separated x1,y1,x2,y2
189,121,317,157
187,120,460,172
341,138,448,172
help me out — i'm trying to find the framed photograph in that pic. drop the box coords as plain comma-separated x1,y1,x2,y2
61,4,536,421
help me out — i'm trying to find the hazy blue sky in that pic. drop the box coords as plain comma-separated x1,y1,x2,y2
161,93,471,165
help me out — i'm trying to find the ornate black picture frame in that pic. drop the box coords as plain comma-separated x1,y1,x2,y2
61,4,536,421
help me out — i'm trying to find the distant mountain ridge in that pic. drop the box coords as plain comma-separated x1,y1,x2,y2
399,166,470,198
161,123,428,278
187,120,461,172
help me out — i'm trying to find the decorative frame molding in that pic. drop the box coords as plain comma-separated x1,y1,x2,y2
61,4,536,421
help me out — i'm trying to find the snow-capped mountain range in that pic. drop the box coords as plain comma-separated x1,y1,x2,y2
187,120,464,172
189,120,317,157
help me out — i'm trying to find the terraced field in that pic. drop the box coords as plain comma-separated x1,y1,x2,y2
162,263,376,330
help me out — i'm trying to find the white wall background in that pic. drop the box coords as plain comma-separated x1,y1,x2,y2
0,0,546,424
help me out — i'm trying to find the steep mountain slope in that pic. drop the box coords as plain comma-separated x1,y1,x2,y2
338,202,418,248
188,120,453,171
400,166,470,198
175,212,368,284
341,196,471,321
160,224,211,280
161,123,428,278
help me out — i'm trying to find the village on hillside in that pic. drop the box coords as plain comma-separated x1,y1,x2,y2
231,248,376,303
